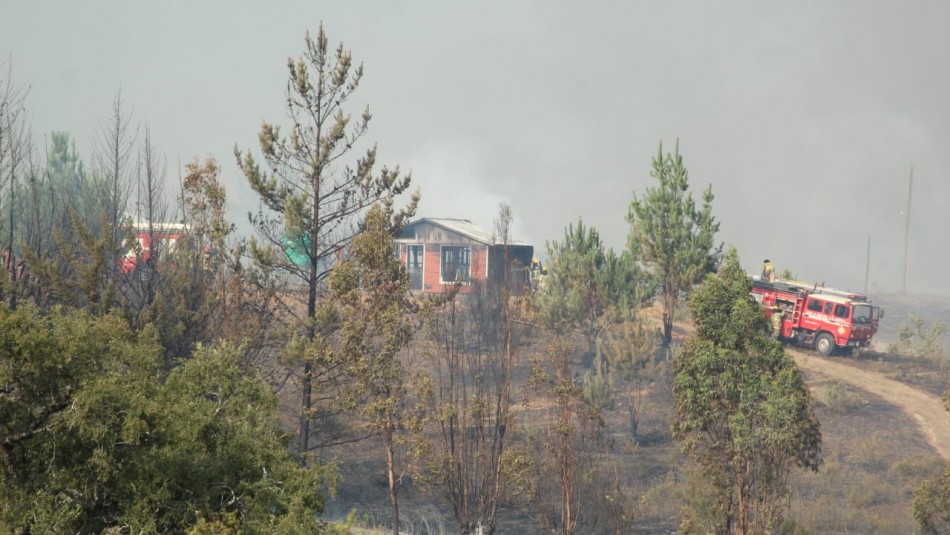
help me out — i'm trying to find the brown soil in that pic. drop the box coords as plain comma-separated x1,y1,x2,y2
790,348,950,459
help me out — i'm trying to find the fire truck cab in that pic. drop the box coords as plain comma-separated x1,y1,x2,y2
750,278,883,356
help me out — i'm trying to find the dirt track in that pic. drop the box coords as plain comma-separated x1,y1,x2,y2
791,349,950,459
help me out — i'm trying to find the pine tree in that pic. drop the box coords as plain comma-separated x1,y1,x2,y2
536,219,650,354
601,313,658,438
627,140,720,345
235,23,419,459
582,344,613,411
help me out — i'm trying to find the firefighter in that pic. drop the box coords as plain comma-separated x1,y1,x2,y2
529,258,542,291
771,305,784,339
762,259,775,282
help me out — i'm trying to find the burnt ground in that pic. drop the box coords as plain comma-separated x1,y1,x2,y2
313,295,950,534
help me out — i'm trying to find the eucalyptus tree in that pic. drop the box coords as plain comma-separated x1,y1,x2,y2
672,248,821,534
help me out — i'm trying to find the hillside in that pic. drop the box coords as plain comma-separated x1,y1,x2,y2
321,297,950,534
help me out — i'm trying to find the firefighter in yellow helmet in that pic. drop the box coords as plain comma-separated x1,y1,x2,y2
762,259,776,282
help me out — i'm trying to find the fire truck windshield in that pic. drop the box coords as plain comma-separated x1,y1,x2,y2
852,304,872,324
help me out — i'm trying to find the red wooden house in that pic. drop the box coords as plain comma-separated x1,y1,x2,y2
395,218,534,294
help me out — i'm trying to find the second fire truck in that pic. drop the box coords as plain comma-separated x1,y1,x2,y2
750,277,883,356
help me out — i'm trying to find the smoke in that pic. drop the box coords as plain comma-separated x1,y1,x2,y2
4,0,950,294
404,138,524,240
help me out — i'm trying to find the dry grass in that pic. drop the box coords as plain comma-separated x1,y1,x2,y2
307,294,950,534
787,378,944,533
322,387,944,533
843,348,949,396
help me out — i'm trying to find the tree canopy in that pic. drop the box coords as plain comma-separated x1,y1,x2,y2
536,218,651,352
0,304,331,534
671,248,821,534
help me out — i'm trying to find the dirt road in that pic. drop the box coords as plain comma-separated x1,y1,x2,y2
791,349,950,459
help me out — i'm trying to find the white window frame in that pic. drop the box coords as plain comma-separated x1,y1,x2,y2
440,245,471,284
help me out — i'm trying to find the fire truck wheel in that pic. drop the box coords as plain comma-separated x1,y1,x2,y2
815,333,835,356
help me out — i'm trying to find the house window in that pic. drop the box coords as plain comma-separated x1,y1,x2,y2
407,245,423,291
441,246,470,283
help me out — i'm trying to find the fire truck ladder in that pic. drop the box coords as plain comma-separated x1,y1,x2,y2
791,291,806,324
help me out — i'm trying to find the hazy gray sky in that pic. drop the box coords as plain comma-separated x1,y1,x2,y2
3,1,949,295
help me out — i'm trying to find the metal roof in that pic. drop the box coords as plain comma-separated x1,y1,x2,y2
401,218,529,246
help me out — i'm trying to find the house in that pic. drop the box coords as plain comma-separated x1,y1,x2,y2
395,218,534,294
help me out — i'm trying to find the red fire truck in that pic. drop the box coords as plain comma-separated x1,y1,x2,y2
120,222,188,274
750,277,883,356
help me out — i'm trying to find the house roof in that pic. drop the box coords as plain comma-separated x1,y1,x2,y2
401,218,529,246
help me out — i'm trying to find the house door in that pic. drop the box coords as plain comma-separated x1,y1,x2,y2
407,245,423,290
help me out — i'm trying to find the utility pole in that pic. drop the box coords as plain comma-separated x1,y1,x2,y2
902,166,913,293
864,236,870,296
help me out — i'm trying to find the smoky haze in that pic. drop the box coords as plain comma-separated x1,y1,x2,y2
2,1,947,295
